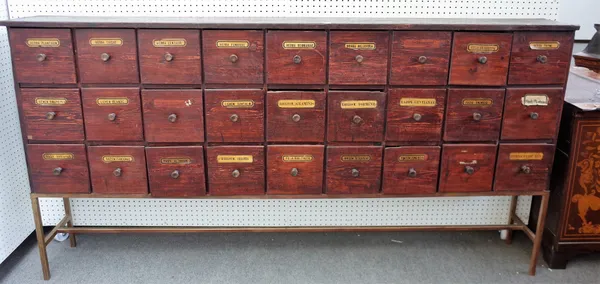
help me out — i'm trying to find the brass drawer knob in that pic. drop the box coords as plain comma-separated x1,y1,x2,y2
478,56,488,64
53,167,63,176
164,52,174,62
351,168,360,177
472,112,482,121
292,113,301,122
170,170,180,179
521,165,532,174
465,166,475,175
229,54,239,63
413,113,422,121
168,113,177,123
408,168,417,177
355,55,364,63
45,111,56,120
529,112,539,120
100,52,111,62
113,167,122,177
107,113,117,121
230,113,239,122
36,53,47,62
232,169,240,178
536,55,548,64
352,115,363,124
418,56,427,64
290,167,299,177
293,55,302,64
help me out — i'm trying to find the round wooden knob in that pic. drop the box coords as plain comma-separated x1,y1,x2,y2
521,165,532,174
293,55,302,64
355,55,364,63
46,111,56,120
36,53,47,62
100,53,111,62
351,168,360,177
290,168,299,177
113,167,122,177
413,113,422,121
408,168,417,177
230,114,239,122
164,52,174,62
478,56,488,64
472,112,482,121
229,54,239,63
170,170,180,179
168,113,177,123
530,112,539,120
418,56,427,64
232,169,240,178
352,115,363,124
465,166,475,175
107,113,117,121
536,55,548,64
292,113,301,122
53,167,63,176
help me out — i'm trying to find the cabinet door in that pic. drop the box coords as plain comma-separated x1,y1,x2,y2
146,146,205,197
501,87,563,140
266,31,327,85
494,143,554,192
386,88,446,142
88,146,148,194
326,146,383,194
207,146,265,196
390,31,451,85
329,31,388,85
382,146,440,195
327,91,386,142
266,91,326,142
203,30,264,84
444,88,505,142
205,89,264,142
439,144,497,192
27,144,90,193
82,88,143,141
267,145,324,194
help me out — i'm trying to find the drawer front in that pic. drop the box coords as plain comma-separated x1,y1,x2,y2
138,29,201,84
449,32,513,86
266,91,326,142
266,31,327,85
205,89,264,142
501,87,563,140
329,31,389,85
386,88,446,142
444,88,505,142
146,146,205,197
382,146,440,195
10,28,76,84
207,146,265,195
27,144,90,193
327,91,386,142
142,89,204,143
82,88,143,141
203,30,264,84
390,31,451,85
508,32,574,85
75,29,139,83
88,146,148,194
326,146,382,194
494,143,554,191
21,88,84,142
267,145,324,194
439,144,497,192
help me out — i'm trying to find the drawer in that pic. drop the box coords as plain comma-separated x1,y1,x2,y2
82,88,143,141
382,146,440,195
390,31,451,85
325,146,383,194
266,91,326,142
9,28,76,84
267,145,324,194
205,89,264,142
266,31,327,85
439,144,497,192
21,88,84,142
203,30,264,84
75,29,139,83
508,32,574,85
327,91,386,142
386,88,446,142
27,144,90,193
206,146,265,196
494,143,555,192
146,146,205,197
449,32,513,86
329,31,389,85
501,87,563,140
88,146,148,194
142,89,204,143
444,88,505,142
138,29,201,84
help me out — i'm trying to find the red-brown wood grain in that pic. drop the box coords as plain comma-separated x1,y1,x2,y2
386,88,446,142
444,88,505,142
382,146,441,194
87,146,148,194
81,88,143,141
267,145,324,194
329,31,388,85
266,91,326,142
145,146,205,197
206,146,265,195
203,30,264,84
439,144,497,192
266,31,327,85
27,144,90,193
494,143,554,191
327,91,386,142
205,89,264,143
326,146,382,194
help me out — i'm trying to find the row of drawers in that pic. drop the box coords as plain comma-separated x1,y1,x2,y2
11,29,573,86
24,87,563,142
28,143,554,196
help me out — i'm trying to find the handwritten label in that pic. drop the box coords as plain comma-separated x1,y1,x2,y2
35,98,67,106
521,95,549,106
277,100,316,108
42,153,74,160
344,42,376,50
282,155,314,162
340,155,372,162
400,98,437,107
462,98,493,107
529,41,560,50
467,43,499,53
509,152,544,161
153,38,187,47
89,38,123,47
160,157,192,164
96,98,129,106
26,38,60,48
398,154,428,162
102,155,134,163
282,41,316,49
216,40,250,48
340,100,378,109
221,100,255,108
217,155,254,163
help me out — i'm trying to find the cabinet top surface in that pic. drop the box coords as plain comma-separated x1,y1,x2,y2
565,67,600,111
0,16,579,31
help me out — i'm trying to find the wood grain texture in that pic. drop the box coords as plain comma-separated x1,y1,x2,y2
382,146,441,194
493,143,554,191
327,91,386,142
386,88,446,142
138,29,201,84
266,91,326,142
9,28,76,84
390,31,451,85
266,31,327,85
82,88,143,141
267,145,324,194
27,144,90,193
203,30,264,84
206,146,264,195
444,88,505,142
142,89,204,143
145,146,205,197
205,89,264,142
501,87,563,140
329,31,388,85
326,146,382,194
21,88,84,142
75,29,139,83
439,144,497,192
87,146,148,194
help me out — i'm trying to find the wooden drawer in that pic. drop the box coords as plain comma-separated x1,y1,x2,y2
205,89,264,142
138,29,201,84
449,32,513,86
266,31,327,85
329,31,389,85
390,31,451,86
444,88,505,142
206,146,265,195
266,91,326,142
9,28,76,84
267,145,324,194
326,146,382,194
142,89,204,143
386,88,446,142
27,144,89,193
75,29,138,83
439,144,497,192
87,146,148,194
327,91,386,142
82,88,143,141
382,146,441,195
508,32,574,85
21,88,84,142
501,87,563,140
494,143,555,192
203,30,264,84
146,146,205,197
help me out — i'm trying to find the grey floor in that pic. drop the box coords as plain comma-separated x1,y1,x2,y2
1,231,599,284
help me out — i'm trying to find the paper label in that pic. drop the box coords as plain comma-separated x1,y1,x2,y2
529,41,560,50
282,155,314,162
340,100,378,109
89,38,123,46
153,38,187,47
216,40,250,48
160,158,192,164
344,42,376,50
96,98,129,106
102,155,134,163
509,152,544,161
340,155,372,162
467,44,499,53
400,98,437,107
26,38,60,47
521,95,549,106
42,153,74,160
282,41,316,49
221,100,255,108
35,98,67,106
277,100,316,108
398,154,428,162
462,98,493,107
217,155,254,163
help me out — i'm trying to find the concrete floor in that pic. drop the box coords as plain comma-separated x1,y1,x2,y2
0,231,599,284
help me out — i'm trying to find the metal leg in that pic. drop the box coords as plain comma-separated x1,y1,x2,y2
63,198,76,248
505,196,518,245
31,196,50,280
529,192,550,276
